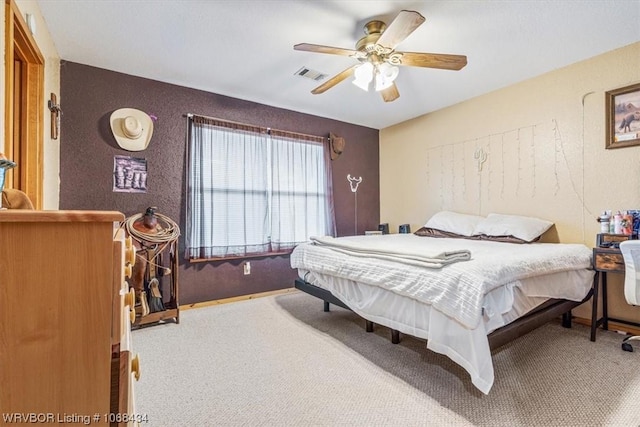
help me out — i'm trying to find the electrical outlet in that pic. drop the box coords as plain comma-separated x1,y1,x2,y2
243,262,251,275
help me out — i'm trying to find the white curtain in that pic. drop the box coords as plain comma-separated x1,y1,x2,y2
269,134,333,251
186,118,335,259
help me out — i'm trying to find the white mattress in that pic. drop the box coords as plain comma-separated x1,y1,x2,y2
291,234,593,330
291,235,594,394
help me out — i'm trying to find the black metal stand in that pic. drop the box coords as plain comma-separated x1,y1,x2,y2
294,278,588,350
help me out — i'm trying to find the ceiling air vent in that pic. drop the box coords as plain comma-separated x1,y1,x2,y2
294,66,327,81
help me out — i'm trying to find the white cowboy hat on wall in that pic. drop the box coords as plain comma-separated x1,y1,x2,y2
110,108,154,151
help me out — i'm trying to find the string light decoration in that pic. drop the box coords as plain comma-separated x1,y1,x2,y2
449,144,455,204
500,134,505,199
423,122,561,208
425,150,431,202
531,125,536,197
461,142,467,199
552,118,583,205
516,128,522,196
552,119,562,196
438,148,444,208
487,136,494,202
416,114,594,243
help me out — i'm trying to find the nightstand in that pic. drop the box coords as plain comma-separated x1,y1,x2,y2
591,241,640,341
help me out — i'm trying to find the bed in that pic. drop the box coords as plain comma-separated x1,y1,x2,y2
289,214,595,394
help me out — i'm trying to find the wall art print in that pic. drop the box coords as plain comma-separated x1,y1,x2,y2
606,82,640,149
113,155,147,193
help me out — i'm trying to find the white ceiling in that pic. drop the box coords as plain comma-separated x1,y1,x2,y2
36,0,640,130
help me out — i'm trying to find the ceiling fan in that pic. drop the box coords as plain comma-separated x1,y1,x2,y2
294,10,467,102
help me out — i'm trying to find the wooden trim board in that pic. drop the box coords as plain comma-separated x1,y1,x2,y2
181,288,298,311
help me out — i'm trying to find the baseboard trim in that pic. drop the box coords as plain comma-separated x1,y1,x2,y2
573,316,640,336
181,288,298,311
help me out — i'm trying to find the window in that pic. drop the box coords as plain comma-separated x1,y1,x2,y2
185,115,335,260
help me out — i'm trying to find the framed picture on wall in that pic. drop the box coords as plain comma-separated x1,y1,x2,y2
113,155,147,193
606,82,640,149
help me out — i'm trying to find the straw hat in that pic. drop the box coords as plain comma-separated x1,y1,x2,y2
110,108,154,151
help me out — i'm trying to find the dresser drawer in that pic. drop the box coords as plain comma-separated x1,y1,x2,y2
112,350,141,427
593,251,625,272
113,229,136,348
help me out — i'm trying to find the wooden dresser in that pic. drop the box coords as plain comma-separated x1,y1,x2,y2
0,210,140,426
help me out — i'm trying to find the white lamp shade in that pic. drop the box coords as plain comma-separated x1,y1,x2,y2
353,62,374,91
375,62,399,91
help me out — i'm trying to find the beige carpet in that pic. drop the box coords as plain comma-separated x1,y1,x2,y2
133,291,640,426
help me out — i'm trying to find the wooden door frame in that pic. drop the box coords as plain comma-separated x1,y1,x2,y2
4,0,44,209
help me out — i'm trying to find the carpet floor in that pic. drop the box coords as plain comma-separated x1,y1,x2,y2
133,291,640,426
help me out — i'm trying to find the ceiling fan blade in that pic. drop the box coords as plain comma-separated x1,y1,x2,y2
294,43,359,57
311,65,358,94
376,10,426,50
380,83,400,102
399,52,467,70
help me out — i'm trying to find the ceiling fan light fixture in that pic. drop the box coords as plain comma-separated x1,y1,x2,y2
295,10,466,101
352,62,374,91
374,62,399,91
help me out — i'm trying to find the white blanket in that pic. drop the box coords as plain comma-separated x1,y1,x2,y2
291,234,592,330
309,235,471,268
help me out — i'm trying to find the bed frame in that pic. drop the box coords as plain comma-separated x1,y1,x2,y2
294,277,595,350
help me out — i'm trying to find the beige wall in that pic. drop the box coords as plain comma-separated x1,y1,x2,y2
380,42,640,323
2,1,60,209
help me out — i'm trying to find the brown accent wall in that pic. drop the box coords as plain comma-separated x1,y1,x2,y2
60,62,379,305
